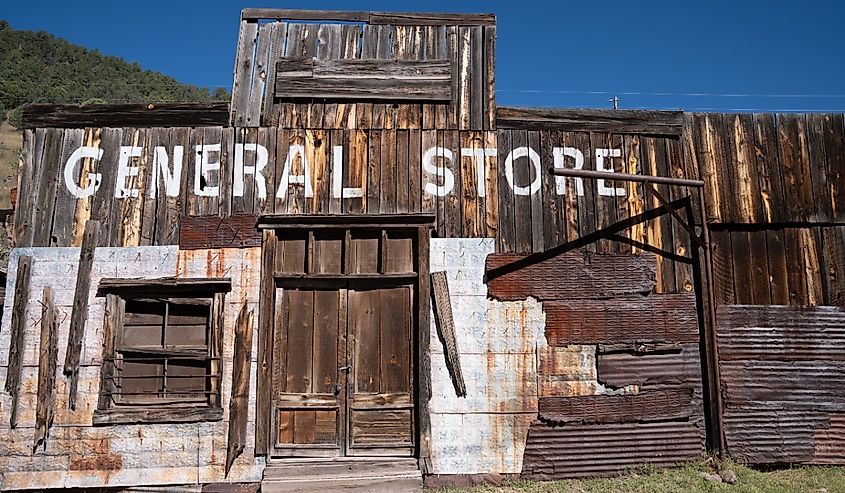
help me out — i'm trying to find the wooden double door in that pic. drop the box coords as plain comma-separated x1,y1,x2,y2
268,226,419,458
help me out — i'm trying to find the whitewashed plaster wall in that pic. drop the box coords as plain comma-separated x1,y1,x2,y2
427,238,545,475
0,246,264,490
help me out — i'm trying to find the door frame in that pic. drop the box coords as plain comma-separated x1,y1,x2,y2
254,214,435,465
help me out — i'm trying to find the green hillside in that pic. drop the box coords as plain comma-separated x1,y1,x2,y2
0,19,231,259
0,19,229,125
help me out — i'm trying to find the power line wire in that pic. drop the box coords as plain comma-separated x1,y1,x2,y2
496,89,845,99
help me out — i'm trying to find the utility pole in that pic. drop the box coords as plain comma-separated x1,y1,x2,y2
609,96,619,110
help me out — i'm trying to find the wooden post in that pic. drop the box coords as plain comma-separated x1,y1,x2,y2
64,219,100,409
226,304,254,477
416,226,432,473
254,230,276,455
34,286,59,451
6,255,33,428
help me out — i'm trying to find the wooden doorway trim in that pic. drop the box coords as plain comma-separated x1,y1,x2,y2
254,214,434,470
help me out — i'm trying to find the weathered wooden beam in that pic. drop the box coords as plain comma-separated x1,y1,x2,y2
241,8,370,21
496,107,684,136
239,8,495,25
226,304,255,477
6,255,33,428
368,12,496,26
92,407,223,425
430,271,466,397
275,58,452,102
20,102,230,129
179,213,261,250
254,230,276,455
257,213,436,229
97,277,232,296
33,286,59,451
63,220,100,410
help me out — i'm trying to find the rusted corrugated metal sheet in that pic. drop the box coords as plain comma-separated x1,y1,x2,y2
521,420,704,479
718,305,845,465
815,413,845,463
723,407,825,463
543,294,698,345
538,389,694,425
718,305,845,361
485,251,656,301
596,344,702,388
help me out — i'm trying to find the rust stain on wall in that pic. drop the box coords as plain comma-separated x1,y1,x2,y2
69,454,123,471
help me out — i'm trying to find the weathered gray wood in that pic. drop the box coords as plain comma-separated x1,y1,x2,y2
276,58,452,101
231,20,260,126
242,8,370,22
34,286,59,451
497,107,684,136
417,227,432,474
369,12,496,25
92,407,223,425
226,304,255,476
63,220,100,410
255,230,276,455
21,103,229,129
97,277,232,295
96,295,123,411
240,8,495,25
429,271,466,397
6,255,33,428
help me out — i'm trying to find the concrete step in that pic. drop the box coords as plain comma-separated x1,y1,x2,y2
261,458,422,493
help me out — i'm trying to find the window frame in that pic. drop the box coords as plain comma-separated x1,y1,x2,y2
93,277,231,426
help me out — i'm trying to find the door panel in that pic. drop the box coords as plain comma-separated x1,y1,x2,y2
269,225,419,458
272,288,343,457
347,286,414,456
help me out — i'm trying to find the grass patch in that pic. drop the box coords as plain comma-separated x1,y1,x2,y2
431,457,845,493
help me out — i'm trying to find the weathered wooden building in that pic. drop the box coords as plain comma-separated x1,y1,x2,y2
1,8,844,492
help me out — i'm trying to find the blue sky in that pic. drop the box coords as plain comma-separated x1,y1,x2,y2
3,0,845,112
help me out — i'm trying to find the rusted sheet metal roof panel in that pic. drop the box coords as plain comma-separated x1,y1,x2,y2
485,251,656,301
543,294,698,346
521,420,705,479
596,344,702,388
718,305,845,361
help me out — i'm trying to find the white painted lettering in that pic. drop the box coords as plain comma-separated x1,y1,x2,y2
64,146,103,199
194,143,221,197
461,147,497,198
504,146,542,196
331,145,362,199
595,148,626,197
149,146,183,198
276,144,313,199
234,143,269,199
115,146,142,198
423,146,455,197
552,147,585,196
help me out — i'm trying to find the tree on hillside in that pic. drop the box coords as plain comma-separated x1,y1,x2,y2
0,20,230,127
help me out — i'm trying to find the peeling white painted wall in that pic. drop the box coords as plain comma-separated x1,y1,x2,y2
0,247,264,490
428,239,545,475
